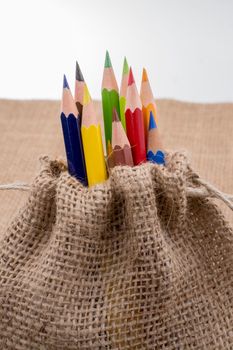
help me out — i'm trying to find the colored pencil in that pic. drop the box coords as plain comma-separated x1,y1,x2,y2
125,67,146,165
60,75,88,186
119,57,129,131
74,61,85,117
101,50,120,151
140,68,158,145
147,111,165,165
81,84,107,186
108,108,133,169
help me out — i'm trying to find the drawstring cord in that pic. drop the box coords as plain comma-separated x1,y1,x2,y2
0,178,232,210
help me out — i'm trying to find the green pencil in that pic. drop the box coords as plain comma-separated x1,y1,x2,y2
101,50,120,152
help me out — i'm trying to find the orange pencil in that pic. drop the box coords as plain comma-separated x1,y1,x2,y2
140,68,158,145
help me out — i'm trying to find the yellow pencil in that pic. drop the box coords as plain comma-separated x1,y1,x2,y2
81,84,107,186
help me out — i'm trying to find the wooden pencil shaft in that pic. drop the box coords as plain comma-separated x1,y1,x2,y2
108,145,133,168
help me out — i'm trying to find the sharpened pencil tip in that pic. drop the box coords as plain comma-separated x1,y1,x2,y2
128,67,135,86
112,108,120,122
149,111,157,130
142,68,148,82
123,57,129,75
104,50,112,68
63,74,69,89
76,61,84,82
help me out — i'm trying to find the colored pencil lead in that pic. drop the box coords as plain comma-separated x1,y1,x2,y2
142,67,148,82
63,74,69,89
104,50,112,68
123,57,129,75
76,61,84,82
149,111,156,129
128,67,135,86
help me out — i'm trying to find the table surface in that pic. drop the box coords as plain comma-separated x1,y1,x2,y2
0,98,232,233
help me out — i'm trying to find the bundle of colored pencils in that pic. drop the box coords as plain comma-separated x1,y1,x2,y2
60,52,165,187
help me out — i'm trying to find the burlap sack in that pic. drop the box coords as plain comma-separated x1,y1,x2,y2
0,152,232,349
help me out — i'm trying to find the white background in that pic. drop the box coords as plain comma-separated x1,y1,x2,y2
0,0,232,102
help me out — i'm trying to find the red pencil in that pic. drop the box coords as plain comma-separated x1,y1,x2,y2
125,68,146,165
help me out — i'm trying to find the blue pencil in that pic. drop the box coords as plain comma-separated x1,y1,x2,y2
147,111,165,165
60,75,88,186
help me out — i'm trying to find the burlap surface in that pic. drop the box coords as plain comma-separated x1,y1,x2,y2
0,99,232,232
0,152,232,349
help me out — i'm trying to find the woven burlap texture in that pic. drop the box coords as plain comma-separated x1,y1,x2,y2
0,152,232,349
